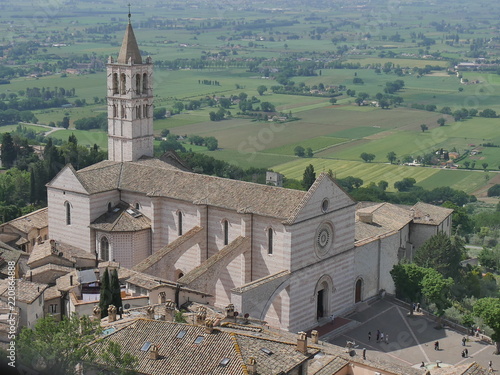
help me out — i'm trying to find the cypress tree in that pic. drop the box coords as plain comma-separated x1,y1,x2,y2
110,268,122,312
99,268,112,318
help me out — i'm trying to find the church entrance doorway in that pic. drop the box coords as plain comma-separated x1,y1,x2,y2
355,279,362,303
317,289,325,319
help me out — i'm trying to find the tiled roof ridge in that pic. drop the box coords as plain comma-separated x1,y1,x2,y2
5,207,48,226
229,333,248,375
132,226,204,272
231,270,290,293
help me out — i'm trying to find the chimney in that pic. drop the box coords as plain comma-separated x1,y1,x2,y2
108,305,117,322
165,299,176,322
297,331,308,354
36,236,43,245
50,239,57,253
358,212,373,224
69,275,73,286
149,345,159,360
93,305,101,321
311,330,319,344
225,304,235,319
196,306,207,325
204,318,214,334
246,357,257,375
146,305,155,320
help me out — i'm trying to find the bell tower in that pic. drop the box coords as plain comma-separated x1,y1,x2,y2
106,9,154,162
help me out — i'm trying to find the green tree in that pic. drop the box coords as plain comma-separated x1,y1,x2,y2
110,268,122,313
360,152,375,162
99,268,112,318
96,340,138,375
306,147,313,157
387,151,397,164
257,85,267,96
61,116,70,129
394,177,416,192
437,117,446,126
1,132,17,168
482,162,488,171
153,107,167,120
302,164,316,190
442,201,474,235
294,145,305,157
16,314,101,375
420,124,428,132
421,268,453,323
478,248,500,270
204,136,218,151
390,263,426,315
473,298,500,354
414,233,465,279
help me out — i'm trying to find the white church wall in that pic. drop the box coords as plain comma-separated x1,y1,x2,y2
288,204,354,272
120,191,153,218
88,190,121,222
410,224,438,250
48,188,92,252
207,207,243,257
286,249,354,332
354,241,379,300
161,198,201,246
251,216,288,281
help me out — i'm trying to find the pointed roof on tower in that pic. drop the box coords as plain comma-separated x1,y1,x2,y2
117,22,142,64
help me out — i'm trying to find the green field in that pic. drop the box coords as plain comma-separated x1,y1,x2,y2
262,137,348,156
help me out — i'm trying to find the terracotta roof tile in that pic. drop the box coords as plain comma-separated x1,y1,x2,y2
0,279,47,304
117,23,142,64
411,201,453,225
87,319,313,375
1,207,48,233
90,202,151,232
76,160,306,221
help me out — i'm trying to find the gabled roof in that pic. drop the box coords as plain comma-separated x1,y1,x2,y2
0,279,47,304
86,319,315,375
0,207,48,233
410,201,453,226
74,159,307,222
355,202,413,244
117,23,142,64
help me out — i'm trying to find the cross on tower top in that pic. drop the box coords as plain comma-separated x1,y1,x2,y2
128,3,131,24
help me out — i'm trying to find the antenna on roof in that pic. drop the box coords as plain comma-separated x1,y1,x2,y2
128,3,131,24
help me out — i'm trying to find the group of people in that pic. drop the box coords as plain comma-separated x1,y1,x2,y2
368,329,389,344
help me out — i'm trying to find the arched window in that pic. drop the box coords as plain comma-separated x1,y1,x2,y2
268,228,273,254
137,105,141,119
120,73,126,95
112,73,118,95
355,279,363,303
135,74,141,95
100,237,110,261
143,104,148,118
223,220,229,246
65,202,71,225
178,211,183,236
112,104,117,117
142,73,148,94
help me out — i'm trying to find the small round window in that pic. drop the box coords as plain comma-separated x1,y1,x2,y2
322,199,329,213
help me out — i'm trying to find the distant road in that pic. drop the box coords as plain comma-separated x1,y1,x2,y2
18,122,64,136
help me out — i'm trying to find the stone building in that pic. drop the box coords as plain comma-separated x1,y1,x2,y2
44,20,453,333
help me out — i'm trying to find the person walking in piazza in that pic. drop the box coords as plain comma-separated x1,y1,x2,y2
462,336,466,346
376,330,380,343
380,332,384,343
368,331,371,341
434,341,439,350
385,333,389,344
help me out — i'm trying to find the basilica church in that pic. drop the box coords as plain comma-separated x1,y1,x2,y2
45,20,453,332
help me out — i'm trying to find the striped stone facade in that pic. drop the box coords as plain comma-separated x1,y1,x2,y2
45,22,453,332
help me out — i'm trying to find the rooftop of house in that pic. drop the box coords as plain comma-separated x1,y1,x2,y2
90,202,151,232
86,318,317,375
410,202,454,226
431,362,489,375
354,201,453,245
0,279,47,304
0,207,48,234
27,240,96,267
